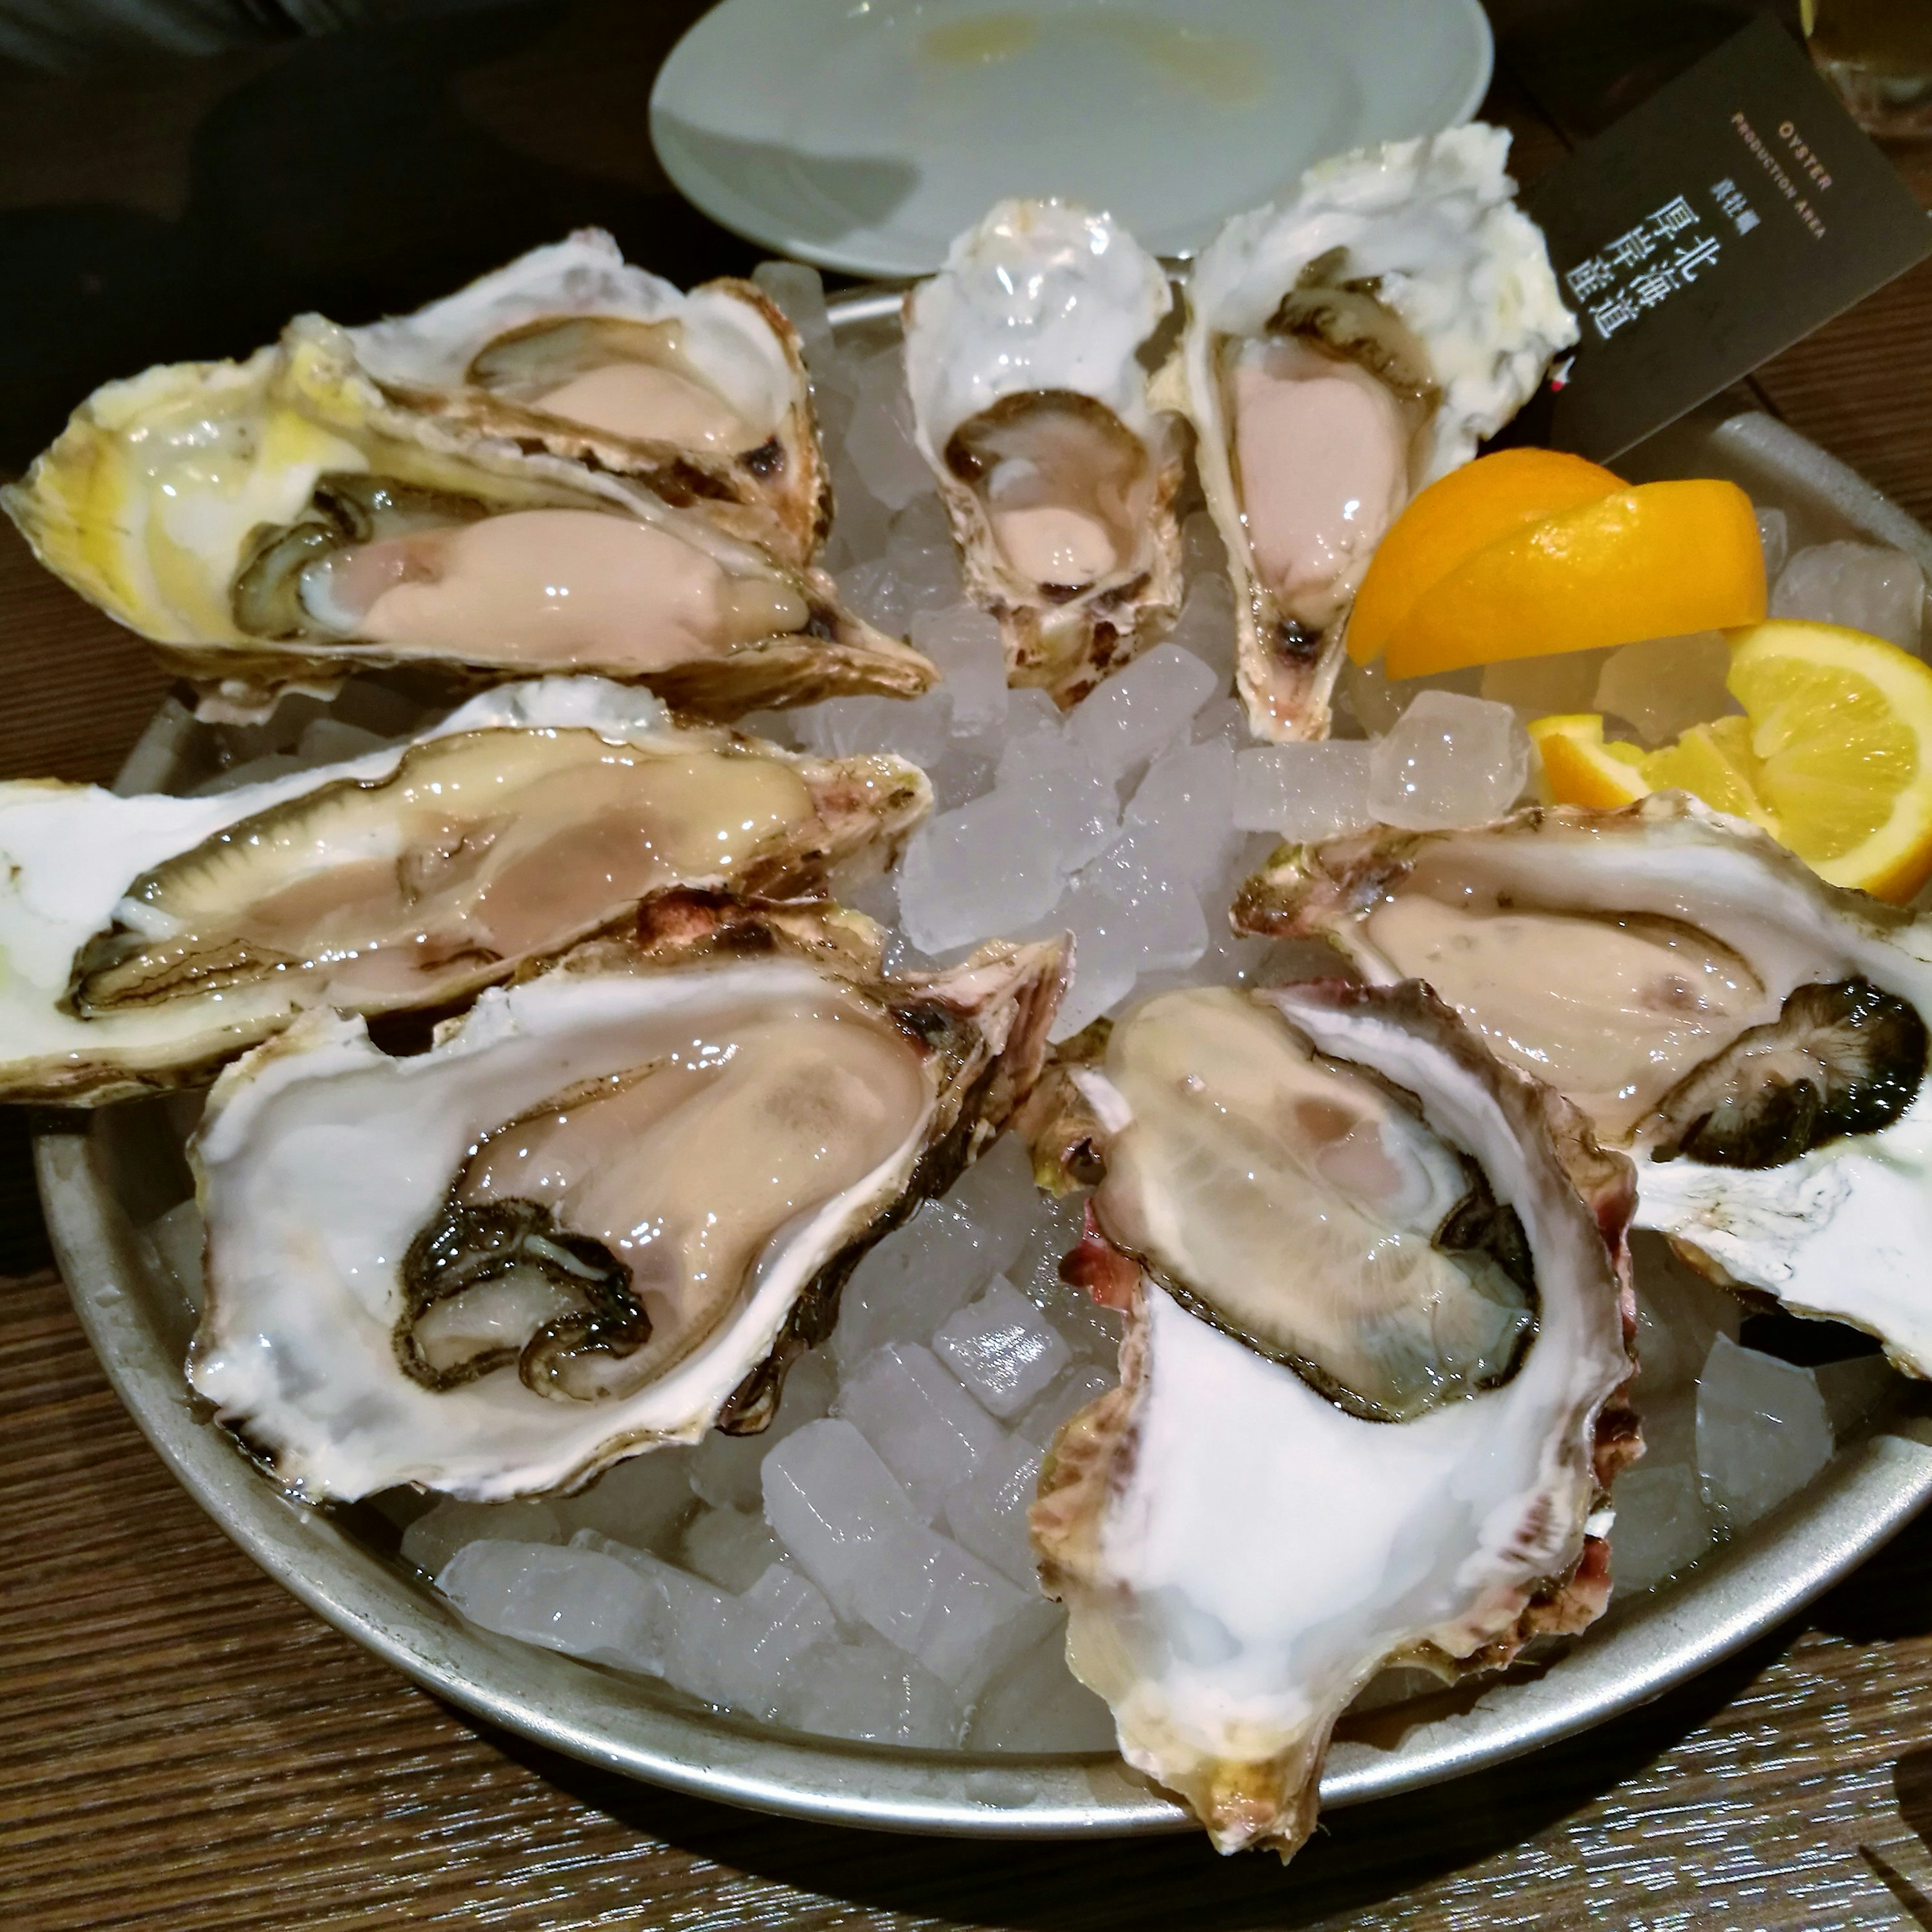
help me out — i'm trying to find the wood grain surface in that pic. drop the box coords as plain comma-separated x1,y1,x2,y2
6,6,1932,1926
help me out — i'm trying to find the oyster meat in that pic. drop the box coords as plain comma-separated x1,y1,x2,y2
188,896,1068,1499
1030,980,1635,1858
346,231,828,567
2,315,928,722
1155,124,1575,741
1236,794,1932,1372
904,200,1184,705
0,678,929,1103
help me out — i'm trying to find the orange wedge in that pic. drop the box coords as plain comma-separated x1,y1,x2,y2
1349,449,1625,665
1382,479,1767,680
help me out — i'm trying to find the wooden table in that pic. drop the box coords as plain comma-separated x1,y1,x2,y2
6,7,1932,1925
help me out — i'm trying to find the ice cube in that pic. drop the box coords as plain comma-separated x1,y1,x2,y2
1125,737,1240,880
964,1618,1117,1753
434,1539,651,1667
685,1348,837,1511
752,259,832,358
941,1131,1039,1281
680,1505,788,1593
1181,510,1229,581
941,1436,1043,1586
832,1197,1008,1373
403,1498,565,1578
1756,506,1789,583
1773,541,1925,650
845,346,934,511
1082,835,1210,972
1696,1332,1834,1527
887,495,965,614
1815,1352,1895,1442
933,1277,1072,1418
571,1528,832,1715
835,1341,1008,1517
1608,1463,1718,1595
792,689,953,768
1167,577,1238,683
1479,650,1609,719
296,716,392,767
912,603,1008,737
1233,743,1375,839
761,1419,1040,1692
1368,690,1532,829
1630,1232,1741,1397
1190,696,1247,747
1019,1364,1118,1447
835,557,908,637
142,1199,205,1313
1592,632,1734,747
995,723,1120,871
1042,873,1146,1041
896,787,1070,955
773,1630,964,1747
1068,644,1218,779
825,451,892,572
550,1445,698,1547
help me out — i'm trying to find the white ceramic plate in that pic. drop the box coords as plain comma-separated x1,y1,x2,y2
648,0,1495,275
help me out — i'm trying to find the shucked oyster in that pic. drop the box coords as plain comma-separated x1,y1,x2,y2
1236,794,1932,1374
0,678,928,1104
188,897,1068,1499
346,231,828,567
904,201,1184,705
1029,981,1635,1858
1155,125,1575,741
2,316,929,723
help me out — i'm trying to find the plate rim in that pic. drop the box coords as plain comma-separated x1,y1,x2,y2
647,0,1496,276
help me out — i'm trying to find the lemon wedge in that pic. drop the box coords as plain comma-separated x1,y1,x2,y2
1532,621,1932,903
1526,714,1650,810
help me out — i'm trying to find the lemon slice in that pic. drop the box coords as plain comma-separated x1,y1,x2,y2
1726,620,1932,900
1526,714,1650,809
1532,621,1932,904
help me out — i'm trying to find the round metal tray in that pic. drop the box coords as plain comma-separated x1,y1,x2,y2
35,286,1932,1840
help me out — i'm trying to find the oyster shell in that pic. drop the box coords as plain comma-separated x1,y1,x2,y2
904,200,1184,705
1235,794,1932,1373
188,896,1068,1499
1154,125,1575,741
2,316,929,723
345,231,828,567
1030,980,1635,1858
0,678,929,1104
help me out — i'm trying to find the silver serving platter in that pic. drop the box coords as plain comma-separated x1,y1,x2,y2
34,286,1932,1840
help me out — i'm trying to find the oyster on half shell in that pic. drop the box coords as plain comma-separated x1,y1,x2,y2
346,231,829,567
1155,125,1575,741
188,896,1068,1500
1028,980,1636,1859
1235,793,1932,1374
0,678,928,1104
2,316,929,723
904,200,1184,706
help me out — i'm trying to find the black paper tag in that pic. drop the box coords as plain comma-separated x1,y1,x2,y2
1524,13,1930,462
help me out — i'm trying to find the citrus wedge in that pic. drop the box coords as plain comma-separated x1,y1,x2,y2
1383,479,1766,680
1727,620,1932,902
1348,449,1626,665
1527,714,1651,809
1531,621,1932,904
